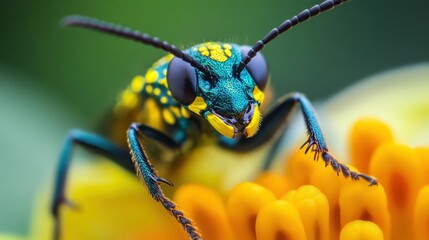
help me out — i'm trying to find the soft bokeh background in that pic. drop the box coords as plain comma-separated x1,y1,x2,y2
0,0,428,237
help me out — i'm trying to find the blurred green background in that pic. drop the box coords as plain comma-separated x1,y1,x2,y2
0,0,428,237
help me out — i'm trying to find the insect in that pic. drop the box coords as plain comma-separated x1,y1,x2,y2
52,0,378,239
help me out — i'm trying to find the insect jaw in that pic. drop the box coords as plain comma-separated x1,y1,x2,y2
206,102,262,139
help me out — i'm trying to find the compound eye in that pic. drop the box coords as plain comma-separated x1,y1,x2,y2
167,57,198,105
240,46,269,90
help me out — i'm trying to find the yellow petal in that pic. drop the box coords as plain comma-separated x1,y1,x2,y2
415,147,429,184
36,160,177,240
254,172,292,198
285,149,323,188
340,220,384,240
369,142,425,240
227,182,276,240
283,185,330,240
339,182,390,240
414,185,429,240
309,164,354,240
348,118,394,174
173,184,234,240
255,200,306,240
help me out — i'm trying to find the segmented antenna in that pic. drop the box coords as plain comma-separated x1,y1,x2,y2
236,0,349,75
62,15,211,77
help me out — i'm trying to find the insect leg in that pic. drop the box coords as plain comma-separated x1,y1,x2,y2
127,123,202,240
51,129,131,240
222,93,378,186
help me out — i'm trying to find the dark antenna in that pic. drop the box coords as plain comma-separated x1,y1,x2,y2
236,0,349,75
62,15,211,77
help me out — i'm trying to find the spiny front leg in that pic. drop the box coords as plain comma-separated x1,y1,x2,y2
223,92,378,186
127,123,203,240
301,133,378,186
297,93,378,186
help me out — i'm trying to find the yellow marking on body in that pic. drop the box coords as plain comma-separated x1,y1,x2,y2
145,85,153,94
181,106,190,118
198,43,231,62
154,54,174,66
163,109,176,125
187,96,207,116
207,44,221,50
167,90,172,96
139,98,164,130
252,86,265,105
160,96,168,104
131,75,145,92
145,69,159,83
207,113,235,138
120,90,139,109
245,105,261,137
198,46,209,57
210,49,228,62
224,49,232,57
170,106,181,118
163,69,167,76
154,87,161,96
159,78,168,88
113,102,123,116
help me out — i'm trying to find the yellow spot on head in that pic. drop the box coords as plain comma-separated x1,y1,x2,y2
145,69,159,83
224,49,232,57
162,109,176,125
199,43,231,62
198,46,209,57
131,75,144,92
245,104,261,137
207,113,235,138
187,96,207,116
210,49,228,62
153,88,161,96
208,44,221,50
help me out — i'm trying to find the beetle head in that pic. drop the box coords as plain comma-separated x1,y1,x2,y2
167,43,268,138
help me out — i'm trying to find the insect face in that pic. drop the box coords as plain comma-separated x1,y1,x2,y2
167,43,269,138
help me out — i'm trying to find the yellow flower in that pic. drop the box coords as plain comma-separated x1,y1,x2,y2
3,64,429,240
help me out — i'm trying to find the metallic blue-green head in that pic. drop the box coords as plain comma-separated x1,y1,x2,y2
167,42,269,138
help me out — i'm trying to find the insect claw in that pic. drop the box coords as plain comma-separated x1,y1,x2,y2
300,139,310,149
358,173,379,186
155,176,174,186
